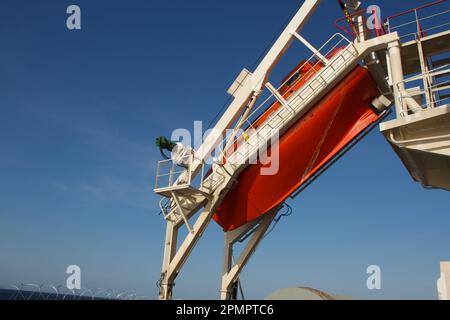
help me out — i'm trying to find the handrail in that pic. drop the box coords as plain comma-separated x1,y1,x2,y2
154,155,194,190
385,0,448,38
389,131,450,146
214,34,352,164
401,64,450,83
334,8,367,38
335,6,388,39
216,38,357,169
200,37,360,193
235,33,350,131
389,9,450,31
396,62,450,112
384,0,447,22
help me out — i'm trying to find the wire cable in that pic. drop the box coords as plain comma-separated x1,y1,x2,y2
264,203,293,239
204,3,301,131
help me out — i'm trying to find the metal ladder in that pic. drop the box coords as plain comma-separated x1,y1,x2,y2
200,37,359,192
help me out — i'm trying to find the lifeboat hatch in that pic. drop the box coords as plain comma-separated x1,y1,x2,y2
380,106,450,191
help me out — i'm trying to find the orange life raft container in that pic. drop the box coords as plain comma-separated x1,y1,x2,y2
213,56,383,232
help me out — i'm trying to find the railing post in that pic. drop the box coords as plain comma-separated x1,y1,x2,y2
388,41,408,117
415,9,422,39
290,31,330,65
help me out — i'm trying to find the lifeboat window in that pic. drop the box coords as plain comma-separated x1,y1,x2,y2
285,72,300,87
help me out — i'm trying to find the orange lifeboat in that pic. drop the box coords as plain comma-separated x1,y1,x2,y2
213,52,384,232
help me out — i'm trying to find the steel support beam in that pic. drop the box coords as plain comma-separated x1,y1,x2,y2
416,39,434,109
159,221,178,300
387,40,422,116
159,202,216,300
291,31,329,64
388,41,408,117
189,0,323,179
438,261,450,300
220,206,281,300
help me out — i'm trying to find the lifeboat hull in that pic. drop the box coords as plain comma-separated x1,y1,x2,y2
213,67,383,231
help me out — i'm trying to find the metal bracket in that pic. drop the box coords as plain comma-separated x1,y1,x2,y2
159,204,216,300
171,192,194,233
290,31,329,64
220,205,282,300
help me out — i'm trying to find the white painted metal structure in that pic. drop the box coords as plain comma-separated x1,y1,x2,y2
438,261,450,300
380,23,450,190
154,0,450,300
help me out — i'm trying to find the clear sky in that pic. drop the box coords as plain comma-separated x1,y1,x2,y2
0,0,449,300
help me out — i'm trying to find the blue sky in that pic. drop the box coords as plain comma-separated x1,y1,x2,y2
0,0,449,299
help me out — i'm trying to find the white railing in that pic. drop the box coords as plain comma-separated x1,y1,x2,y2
397,64,450,115
202,33,359,192
154,152,226,197
215,33,353,162
154,155,193,191
238,33,352,130
155,33,360,197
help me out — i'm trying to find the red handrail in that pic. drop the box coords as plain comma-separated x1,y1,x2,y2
334,7,386,39
334,0,448,39
334,8,366,39
384,0,446,22
372,6,381,37
384,0,447,39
